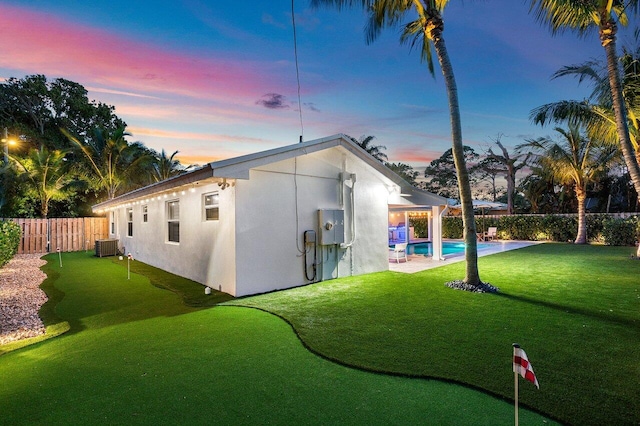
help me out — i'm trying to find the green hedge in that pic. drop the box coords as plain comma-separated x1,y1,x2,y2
601,217,638,246
0,221,21,267
437,215,639,246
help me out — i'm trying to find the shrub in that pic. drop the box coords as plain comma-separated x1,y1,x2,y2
443,216,463,238
602,218,638,246
498,215,544,240
0,221,21,267
439,214,638,243
540,215,577,242
408,217,429,238
586,214,610,243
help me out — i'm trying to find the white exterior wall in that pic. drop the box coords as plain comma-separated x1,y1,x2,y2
233,147,391,296
108,182,237,295
346,158,392,276
105,145,394,297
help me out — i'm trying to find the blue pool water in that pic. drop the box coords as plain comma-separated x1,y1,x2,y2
394,241,491,256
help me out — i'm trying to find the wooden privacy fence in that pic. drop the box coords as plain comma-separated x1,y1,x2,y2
7,218,108,254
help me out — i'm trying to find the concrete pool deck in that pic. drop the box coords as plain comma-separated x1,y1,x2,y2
389,240,542,273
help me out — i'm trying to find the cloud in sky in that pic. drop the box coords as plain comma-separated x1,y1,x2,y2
304,102,320,112
85,86,163,100
256,93,290,109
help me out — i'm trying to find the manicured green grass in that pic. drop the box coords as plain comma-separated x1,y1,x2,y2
228,243,640,425
0,251,552,425
109,255,235,307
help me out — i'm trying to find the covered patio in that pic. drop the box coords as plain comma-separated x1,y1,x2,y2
387,184,450,261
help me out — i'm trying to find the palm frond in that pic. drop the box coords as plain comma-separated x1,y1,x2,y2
528,0,597,36
529,100,596,126
309,0,374,10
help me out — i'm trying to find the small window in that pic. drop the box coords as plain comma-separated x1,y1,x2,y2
110,211,115,235
203,192,219,221
142,205,148,223
127,208,133,237
167,200,180,243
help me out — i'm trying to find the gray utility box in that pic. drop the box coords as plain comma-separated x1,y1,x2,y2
318,209,345,245
95,239,118,257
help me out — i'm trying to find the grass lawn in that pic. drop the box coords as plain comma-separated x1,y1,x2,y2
228,243,640,425
0,251,552,425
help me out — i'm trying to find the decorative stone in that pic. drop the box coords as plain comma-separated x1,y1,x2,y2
0,254,47,345
445,280,499,293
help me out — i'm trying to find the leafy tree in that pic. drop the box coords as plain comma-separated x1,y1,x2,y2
484,136,530,214
529,0,640,198
313,0,482,285
11,147,75,218
0,75,125,150
518,164,559,213
423,146,478,199
471,156,504,202
0,75,185,216
518,125,616,243
347,134,388,162
386,162,419,185
469,157,504,201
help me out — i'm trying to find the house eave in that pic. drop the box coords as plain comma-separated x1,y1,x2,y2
91,133,447,212
92,164,216,212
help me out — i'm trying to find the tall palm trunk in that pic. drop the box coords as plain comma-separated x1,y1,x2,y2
40,199,49,219
574,185,587,244
601,20,640,196
429,14,480,284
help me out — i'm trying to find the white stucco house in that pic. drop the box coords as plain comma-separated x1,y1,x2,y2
93,134,447,297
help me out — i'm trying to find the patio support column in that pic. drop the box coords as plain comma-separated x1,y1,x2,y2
404,211,409,244
431,205,449,261
428,212,433,242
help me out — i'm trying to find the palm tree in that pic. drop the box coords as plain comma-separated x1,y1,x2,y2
63,126,151,199
313,0,481,285
531,46,640,162
11,146,74,218
529,0,640,198
346,135,388,162
385,161,419,185
518,125,615,243
150,149,183,182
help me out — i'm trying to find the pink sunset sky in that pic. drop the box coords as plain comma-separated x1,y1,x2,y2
0,0,632,169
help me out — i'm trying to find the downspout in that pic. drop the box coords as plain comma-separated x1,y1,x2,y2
340,173,357,248
340,173,357,275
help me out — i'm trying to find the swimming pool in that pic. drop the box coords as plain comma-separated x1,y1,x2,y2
394,241,491,257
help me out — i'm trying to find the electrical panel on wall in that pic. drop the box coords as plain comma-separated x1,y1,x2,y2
318,209,345,245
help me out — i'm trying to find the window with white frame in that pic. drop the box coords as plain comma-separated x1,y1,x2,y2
110,211,115,235
203,192,219,221
127,208,133,237
142,205,148,223
167,200,180,243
